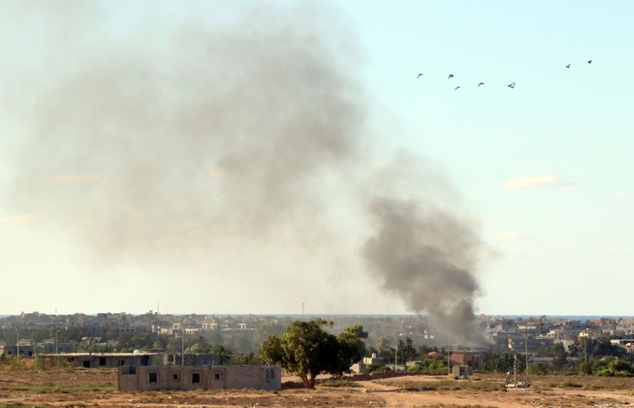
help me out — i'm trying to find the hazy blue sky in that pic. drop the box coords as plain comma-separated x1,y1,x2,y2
1,0,632,317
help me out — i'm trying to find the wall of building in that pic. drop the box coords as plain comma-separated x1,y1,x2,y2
163,353,220,366
118,365,281,391
449,352,483,369
0,345,33,357
40,353,158,368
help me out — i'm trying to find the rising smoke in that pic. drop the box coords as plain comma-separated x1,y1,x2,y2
362,196,486,345
5,2,365,255
3,1,486,343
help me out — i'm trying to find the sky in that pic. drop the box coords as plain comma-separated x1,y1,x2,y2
0,1,632,323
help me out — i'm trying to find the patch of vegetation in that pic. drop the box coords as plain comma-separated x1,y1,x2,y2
560,381,583,388
527,374,634,391
319,379,361,387
419,405,499,408
363,364,391,373
259,320,369,389
377,379,502,392
5,383,115,394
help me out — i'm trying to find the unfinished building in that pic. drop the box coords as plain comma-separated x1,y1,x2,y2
39,352,160,368
118,365,281,391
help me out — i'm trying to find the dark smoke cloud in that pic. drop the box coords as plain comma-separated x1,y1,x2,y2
362,196,486,345
4,1,488,330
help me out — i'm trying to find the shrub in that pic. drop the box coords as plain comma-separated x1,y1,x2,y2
407,365,425,373
364,365,390,373
526,363,549,375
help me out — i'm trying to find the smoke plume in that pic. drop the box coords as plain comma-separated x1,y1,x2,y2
5,2,365,259
3,1,487,336
362,196,485,345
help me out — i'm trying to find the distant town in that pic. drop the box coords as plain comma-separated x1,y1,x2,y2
2,311,633,360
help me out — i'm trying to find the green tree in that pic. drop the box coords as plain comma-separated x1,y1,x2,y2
210,345,233,365
550,343,568,371
525,363,549,375
578,360,592,375
593,356,634,377
374,337,393,362
398,337,417,362
259,335,284,365
417,343,438,359
118,333,164,352
258,319,367,389
569,336,627,363
425,358,449,374
333,324,368,375
253,321,288,346
186,336,211,354
482,351,515,373
231,352,258,365
258,319,337,388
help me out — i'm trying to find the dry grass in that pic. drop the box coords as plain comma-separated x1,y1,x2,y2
1,367,634,407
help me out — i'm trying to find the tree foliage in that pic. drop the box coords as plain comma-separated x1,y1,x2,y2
568,336,627,363
406,358,448,374
258,319,367,389
482,351,516,373
593,356,634,377
333,324,368,375
397,337,417,362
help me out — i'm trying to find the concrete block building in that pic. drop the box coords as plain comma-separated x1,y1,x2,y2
0,344,33,358
118,365,281,391
40,352,160,368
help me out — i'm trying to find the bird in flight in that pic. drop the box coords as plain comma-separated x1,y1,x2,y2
417,73,423,78
454,86,461,91
507,81,516,89
587,59,592,64
448,74,454,79
566,64,571,68
478,82,485,87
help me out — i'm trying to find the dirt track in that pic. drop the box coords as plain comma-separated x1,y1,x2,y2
1,368,634,407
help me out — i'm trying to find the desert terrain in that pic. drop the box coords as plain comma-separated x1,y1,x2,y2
1,367,634,408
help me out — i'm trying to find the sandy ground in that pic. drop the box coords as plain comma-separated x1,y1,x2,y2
1,368,634,407
361,376,634,408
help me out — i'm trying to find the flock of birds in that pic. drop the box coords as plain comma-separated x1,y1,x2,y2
417,59,593,91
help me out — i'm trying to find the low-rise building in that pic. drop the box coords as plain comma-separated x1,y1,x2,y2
118,365,281,391
449,352,483,369
163,353,220,366
39,352,161,368
0,344,33,357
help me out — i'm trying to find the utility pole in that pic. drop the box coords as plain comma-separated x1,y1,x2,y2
181,320,185,366
513,352,518,384
447,335,451,375
525,334,528,372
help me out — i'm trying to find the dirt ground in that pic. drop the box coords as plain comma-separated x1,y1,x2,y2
1,367,634,408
